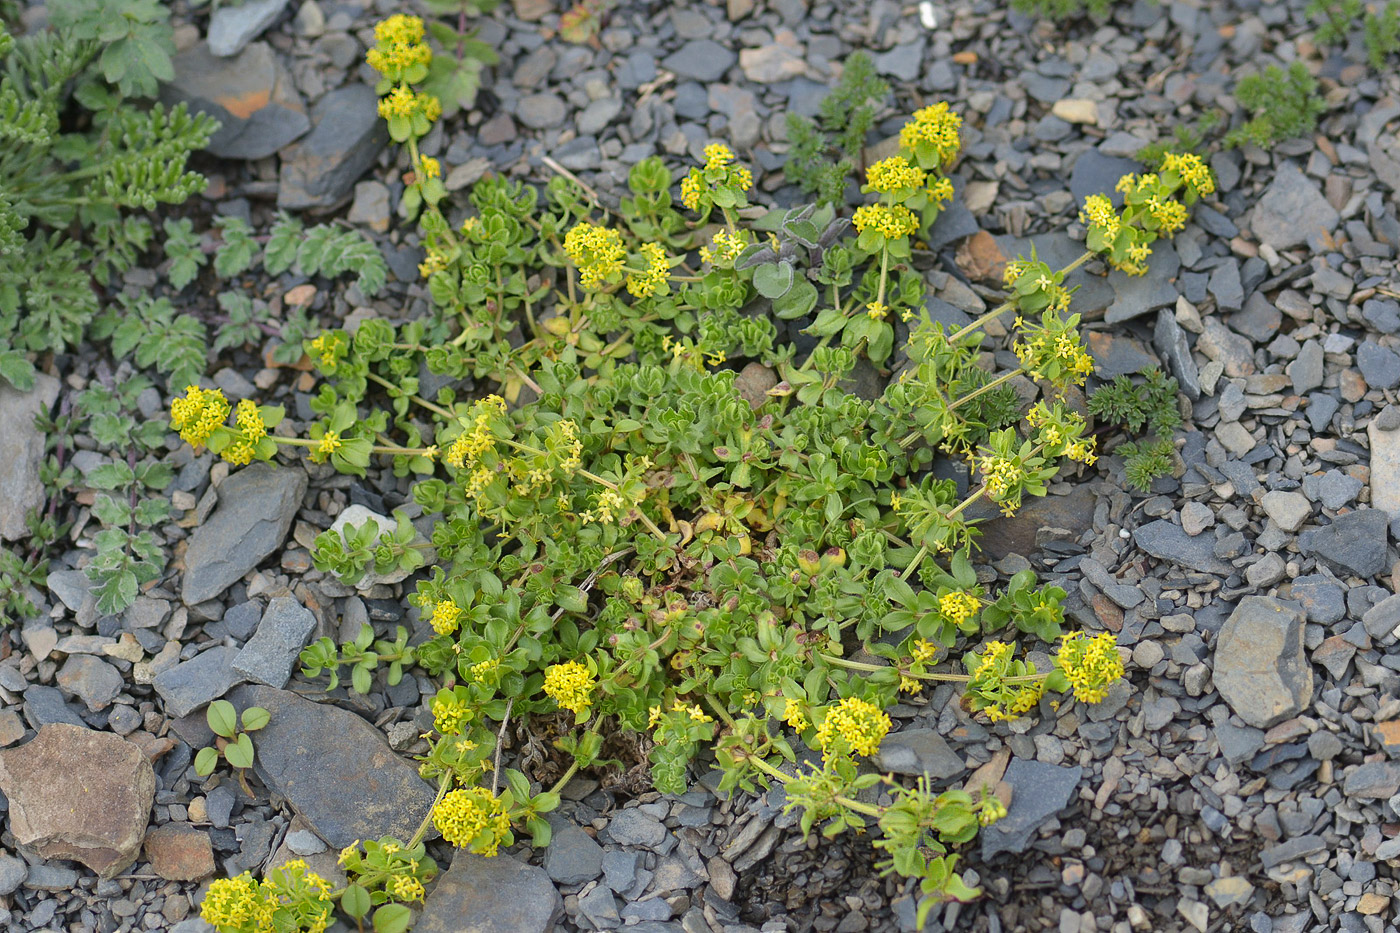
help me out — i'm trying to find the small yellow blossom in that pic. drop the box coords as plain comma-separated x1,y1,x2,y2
939,591,980,628
815,696,891,760
433,787,511,856
865,155,926,193
782,697,809,732
563,222,626,290
431,598,463,636
866,301,889,320
1055,631,1124,704
317,430,342,459
626,242,670,298
432,694,472,735
200,873,267,929
418,155,441,180
391,875,425,902
898,102,962,164
170,385,230,448
851,203,919,240
543,660,596,716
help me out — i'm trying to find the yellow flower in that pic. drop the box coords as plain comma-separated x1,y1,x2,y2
543,660,596,715
910,638,938,663
782,697,809,732
563,222,626,289
418,156,441,180
671,700,712,723
680,174,702,211
431,598,463,636
866,301,889,320
939,591,980,628
170,385,230,448
317,430,342,459
1160,151,1215,197
814,696,891,760
626,242,670,298
433,787,511,856
928,176,955,203
978,796,1008,826
445,396,505,470
308,332,344,367
471,657,501,682
432,694,472,734
898,675,922,694
391,875,425,902
898,102,962,164
703,143,735,170
865,155,926,193
1055,632,1124,704
851,203,919,240
200,873,266,929
338,843,360,866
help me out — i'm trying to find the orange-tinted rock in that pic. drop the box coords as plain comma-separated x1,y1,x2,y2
144,824,215,881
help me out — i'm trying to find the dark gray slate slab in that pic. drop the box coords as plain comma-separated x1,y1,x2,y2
1299,509,1391,579
153,646,246,719
874,728,966,779
160,42,309,160
181,463,307,605
415,851,563,933
1133,519,1233,574
227,685,436,848
981,759,1082,859
278,84,389,210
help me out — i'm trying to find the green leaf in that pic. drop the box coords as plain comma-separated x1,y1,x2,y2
753,261,794,299
193,746,220,776
241,706,271,732
0,350,35,390
90,567,138,615
373,904,412,933
341,884,371,919
206,699,238,738
224,732,255,769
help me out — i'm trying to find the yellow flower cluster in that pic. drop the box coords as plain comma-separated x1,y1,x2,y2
939,591,980,628
698,228,747,266
200,863,333,933
543,660,596,715
419,249,450,278
431,598,463,636
563,222,626,289
377,85,441,122
1161,151,1215,197
391,875,425,902
170,385,229,448
852,203,918,240
1079,194,1120,237
418,155,441,180
866,301,889,321
969,642,1045,722
978,454,1025,516
672,701,711,722
626,242,670,298
865,155,926,193
201,873,268,930
1055,631,1124,704
471,657,501,682
316,431,341,459
1146,195,1188,235
815,696,891,760
445,396,506,470
432,693,471,735
220,400,267,468
582,487,626,525
433,787,511,856
680,144,753,211
898,102,962,164
1013,330,1094,388
928,176,954,204
782,697,809,732
910,639,938,663
366,14,431,80
978,796,1008,826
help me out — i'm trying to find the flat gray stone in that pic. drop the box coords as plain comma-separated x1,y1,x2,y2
232,596,316,688
607,808,667,847
160,42,309,160
152,646,246,719
182,462,306,605
1299,509,1391,579
227,685,437,848
874,728,966,779
981,760,1082,859
1260,490,1311,533
56,655,123,711
1370,408,1400,518
0,373,60,542
1248,161,1339,251
415,851,562,933
1213,596,1313,729
1105,243,1181,324
278,84,389,211
208,0,289,56
1153,308,1201,400
544,815,604,885
662,40,737,82
1344,761,1400,799
1133,520,1233,574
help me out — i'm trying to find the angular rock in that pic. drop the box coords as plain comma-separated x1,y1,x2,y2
56,655,123,711
0,855,27,895
23,684,87,729
662,40,737,82
278,84,389,210
979,485,1096,561
0,373,60,542
208,0,290,57
1213,597,1313,729
1260,490,1311,533
232,596,317,688
153,646,245,719
182,462,306,604
1070,150,1141,207
1344,761,1400,799
1105,243,1180,324
0,724,154,878
1370,406,1400,518
875,728,966,779
1153,308,1201,400
144,823,216,881
1248,161,1339,251
607,809,667,847
160,42,309,160
1359,341,1400,390
544,815,604,885
1133,520,1233,575
227,685,436,848
1299,509,1391,579
981,760,1082,859
415,851,562,933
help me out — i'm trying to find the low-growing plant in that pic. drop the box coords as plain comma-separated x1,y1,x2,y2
1088,367,1182,491
785,51,890,206
1225,62,1327,149
189,16,1217,932
194,699,270,796
1010,0,1114,22
1310,0,1400,68
301,623,419,695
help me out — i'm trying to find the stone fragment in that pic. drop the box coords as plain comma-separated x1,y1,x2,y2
0,373,60,542
144,824,216,881
607,808,667,847
56,655,123,711
415,851,562,933
1260,490,1311,533
1344,761,1400,799
1213,597,1313,729
0,724,155,878
980,760,1081,859
278,84,389,210
227,685,436,848
875,729,966,779
153,646,245,719
0,855,27,895
662,40,737,82
1052,98,1098,124
544,815,604,885
182,462,306,604
160,42,309,160
1105,244,1180,324
739,44,806,83
1248,161,1339,250
1086,332,1156,379
232,596,316,688
1153,308,1201,400
208,0,289,57
1196,318,1255,378
1299,510,1391,579
1372,405,1400,519
1133,520,1233,575
979,485,1096,561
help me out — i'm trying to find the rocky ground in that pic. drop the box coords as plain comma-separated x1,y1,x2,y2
2,0,1400,931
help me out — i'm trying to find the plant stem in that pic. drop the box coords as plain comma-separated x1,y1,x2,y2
366,371,456,419
408,775,453,848
947,368,1021,412
899,545,928,581
944,249,1094,345
743,751,882,819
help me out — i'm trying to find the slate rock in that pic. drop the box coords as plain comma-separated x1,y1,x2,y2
544,814,604,885
979,485,1096,560
1213,597,1313,729
1369,407,1400,517
153,646,246,719
227,685,436,848
1343,761,1400,799
161,42,309,159
1086,331,1157,379
208,0,290,57
875,728,966,779
1230,293,1282,344
278,84,389,210
0,373,59,542
1133,520,1233,574
1358,341,1400,390
1208,261,1244,312
56,655,123,711
1070,150,1141,207
1289,340,1324,395
981,759,1082,858
232,596,316,688
662,40,737,82
1299,509,1391,579
1154,308,1201,400
0,724,155,878
182,462,307,604
1248,161,1339,251
23,684,88,729
0,855,27,896
1105,242,1181,323
415,851,562,933
1260,490,1311,533
1286,574,1346,625
608,808,667,847
517,92,567,130
144,823,216,881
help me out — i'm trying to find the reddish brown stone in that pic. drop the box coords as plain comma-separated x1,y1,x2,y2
955,230,1008,284
144,824,215,882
